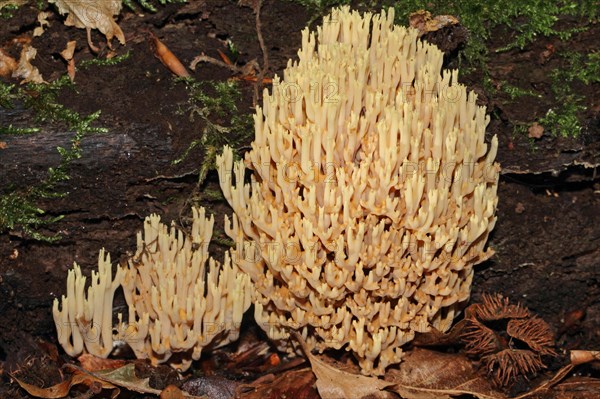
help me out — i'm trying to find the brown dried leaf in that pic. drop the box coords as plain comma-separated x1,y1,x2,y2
290,331,392,398
12,45,45,84
93,363,161,395
385,348,506,399
60,40,76,61
33,11,52,37
148,31,190,77
77,353,127,372
413,320,467,347
92,364,206,398
60,40,77,81
11,371,118,398
237,368,319,399
306,352,394,399
48,0,125,46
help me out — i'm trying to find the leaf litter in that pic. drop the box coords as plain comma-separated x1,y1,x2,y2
12,44,44,83
49,0,125,52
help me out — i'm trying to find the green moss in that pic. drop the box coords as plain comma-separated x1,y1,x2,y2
0,77,106,241
173,78,253,185
539,103,583,138
0,81,18,108
122,0,187,13
186,79,241,119
539,51,599,138
0,125,41,134
0,192,63,242
500,82,541,100
384,1,597,140
389,0,598,67
79,51,132,68
0,3,18,19
553,51,600,84
201,188,225,202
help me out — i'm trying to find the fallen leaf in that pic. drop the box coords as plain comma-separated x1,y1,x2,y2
385,348,506,399
60,40,76,60
528,123,544,139
310,354,395,399
48,0,125,49
33,11,52,37
236,368,319,399
93,364,206,398
93,363,162,395
0,48,17,77
59,40,77,81
12,371,118,398
293,333,393,399
148,31,190,77
77,353,127,372
12,45,45,84
412,320,466,347
0,142,7,149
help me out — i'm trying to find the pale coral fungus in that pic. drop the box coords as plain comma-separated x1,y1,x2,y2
217,6,500,375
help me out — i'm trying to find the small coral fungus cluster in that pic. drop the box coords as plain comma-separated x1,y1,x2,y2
53,208,252,371
54,7,499,375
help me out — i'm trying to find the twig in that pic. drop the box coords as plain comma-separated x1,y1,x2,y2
253,0,269,107
191,0,270,102
190,54,245,74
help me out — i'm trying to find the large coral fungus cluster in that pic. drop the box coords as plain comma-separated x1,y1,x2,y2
217,6,499,375
53,207,252,371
